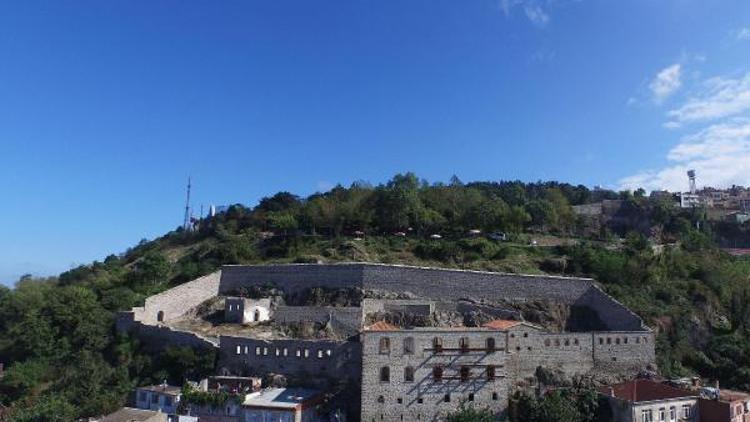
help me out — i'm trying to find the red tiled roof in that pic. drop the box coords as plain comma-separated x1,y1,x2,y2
599,379,696,403
482,319,522,330
365,321,400,331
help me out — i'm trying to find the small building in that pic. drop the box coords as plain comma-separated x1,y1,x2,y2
96,407,168,422
699,389,750,422
225,297,271,324
680,193,702,208
135,384,183,415
242,387,324,422
599,379,699,422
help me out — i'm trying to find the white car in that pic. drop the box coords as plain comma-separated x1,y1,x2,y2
430,234,442,239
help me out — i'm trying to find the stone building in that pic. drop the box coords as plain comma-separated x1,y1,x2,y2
118,263,656,421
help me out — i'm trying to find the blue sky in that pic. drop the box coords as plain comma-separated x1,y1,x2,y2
1,1,749,284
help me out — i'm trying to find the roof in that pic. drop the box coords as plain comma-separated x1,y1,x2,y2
482,319,522,330
99,407,164,422
137,384,182,396
364,321,400,331
243,388,321,410
599,379,697,403
719,389,750,402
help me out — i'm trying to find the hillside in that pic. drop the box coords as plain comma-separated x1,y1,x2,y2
1,173,750,420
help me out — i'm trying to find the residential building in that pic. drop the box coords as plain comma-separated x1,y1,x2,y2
699,389,750,422
136,384,182,415
95,407,168,422
242,387,324,422
600,379,699,422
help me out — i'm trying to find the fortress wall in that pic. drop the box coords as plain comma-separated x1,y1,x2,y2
274,306,362,329
360,264,594,304
592,331,656,371
217,336,362,383
576,286,646,331
505,332,595,378
119,320,218,351
218,264,364,295
139,271,222,324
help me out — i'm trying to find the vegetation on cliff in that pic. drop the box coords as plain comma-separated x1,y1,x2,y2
1,173,749,419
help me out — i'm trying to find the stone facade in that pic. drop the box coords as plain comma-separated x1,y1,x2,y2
118,263,655,421
225,298,272,324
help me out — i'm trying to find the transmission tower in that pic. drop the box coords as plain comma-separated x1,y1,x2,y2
183,177,192,231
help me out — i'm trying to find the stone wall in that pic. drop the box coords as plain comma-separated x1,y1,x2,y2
576,286,647,331
219,264,365,295
139,271,222,324
361,329,511,422
217,336,362,386
119,318,218,351
274,306,362,337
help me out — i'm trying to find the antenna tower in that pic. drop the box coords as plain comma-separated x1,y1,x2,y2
687,170,697,194
183,177,192,231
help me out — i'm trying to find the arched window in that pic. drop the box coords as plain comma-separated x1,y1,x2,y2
254,310,260,321
377,395,385,404
433,365,443,382
459,337,470,353
432,337,443,353
460,366,470,382
379,337,391,354
486,338,496,352
403,337,415,355
157,311,164,322
380,366,390,383
404,366,415,382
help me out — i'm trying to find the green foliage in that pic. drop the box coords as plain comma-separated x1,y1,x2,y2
181,382,242,408
509,387,603,422
444,401,497,421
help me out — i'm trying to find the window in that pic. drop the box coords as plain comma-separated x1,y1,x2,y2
403,337,414,355
682,404,691,418
468,393,475,402
574,338,579,346
669,406,676,421
157,311,164,322
263,347,268,355
163,396,172,407
417,397,423,404
379,337,391,354
492,392,498,401
443,394,450,403
607,337,612,345
254,310,260,321
255,346,261,355
564,339,570,346
139,392,147,402
326,349,332,357
487,365,496,381
544,339,551,347
641,409,653,422
317,350,323,359
616,338,621,345
236,345,241,355
459,337,470,353
380,366,390,382
432,337,443,353
460,366,470,383
599,338,604,345
296,348,301,357
244,346,249,354
433,365,443,382
636,337,641,344
377,396,385,404
486,338,496,351
404,366,415,382
304,349,309,358
275,348,280,356
624,337,628,344
555,339,560,347
523,332,528,338
283,348,288,356
658,408,665,421
397,398,402,404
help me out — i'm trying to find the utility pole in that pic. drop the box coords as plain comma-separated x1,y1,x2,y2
183,177,192,231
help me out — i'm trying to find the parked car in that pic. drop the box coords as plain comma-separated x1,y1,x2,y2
488,231,507,241
429,234,442,239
